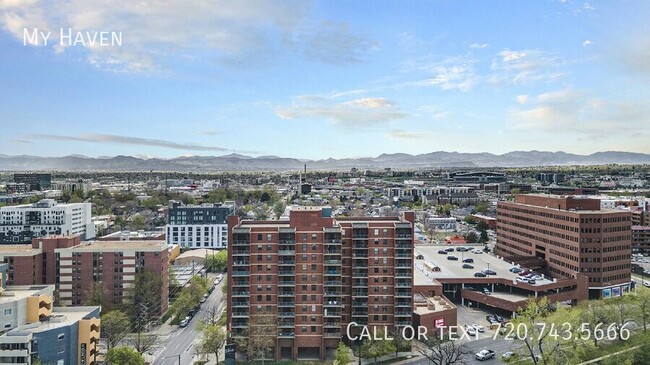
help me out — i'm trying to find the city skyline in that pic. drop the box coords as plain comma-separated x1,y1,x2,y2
1,1,649,159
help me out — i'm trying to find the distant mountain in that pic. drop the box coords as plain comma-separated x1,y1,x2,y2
0,151,649,171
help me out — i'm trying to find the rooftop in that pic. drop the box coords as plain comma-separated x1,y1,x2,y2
57,240,167,252
4,307,99,336
0,245,41,256
0,285,53,304
414,245,553,287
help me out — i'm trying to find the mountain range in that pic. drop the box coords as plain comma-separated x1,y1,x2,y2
0,151,649,171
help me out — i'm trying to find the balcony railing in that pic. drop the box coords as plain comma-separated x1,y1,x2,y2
279,239,296,244
353,234,368,239
326,250,342,254
232,250,250,255
232,270,250,276
396,234,412,239
326,239,342,244
233,240,250,245
232,301,249,307
278,281,295,286
396,282,412,287
324,322,341,328
395,244,412,248
278,332,295,338
278,291,295,297
324,311,341,317
395,263,411,268
352,291,368,296
396,291,411,298
396,301,412,307
324,301,341,307
395,311,411,316
395,272,411,278
278,312,295,318
232,291,249,296
396,320,412,326
233,281,248,287
325,281,342,286
278,321,295,328
232,311,249,317
278,270,295,276
278,250,296,255
324,271,342,276
278,301,295,307
324,331,342,337
325,259,342,265
278,260,295,265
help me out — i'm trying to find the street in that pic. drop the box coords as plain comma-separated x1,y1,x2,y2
153,275,226,365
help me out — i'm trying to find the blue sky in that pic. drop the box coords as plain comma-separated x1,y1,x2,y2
1,0,649,159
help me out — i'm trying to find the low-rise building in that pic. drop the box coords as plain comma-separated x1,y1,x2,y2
166,200,235,249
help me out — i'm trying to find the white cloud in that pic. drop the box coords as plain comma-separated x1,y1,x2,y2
583,2,595,10
470,43,488,49
427,64,477,91
276,96,407,126
0,1,373,72
516,95,529,104
582,40,593,47
385,129,431,140
510,89,649,136
490,49,563,85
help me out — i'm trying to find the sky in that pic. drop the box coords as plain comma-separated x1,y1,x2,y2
0,0,649,160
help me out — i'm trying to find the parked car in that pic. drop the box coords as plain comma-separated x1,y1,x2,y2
519,270,533,276
456,247,469,252
516,276,529,283
472,249,483,254
463,258,474,263
474,272,487,277
486,315,497,324
179,317,190,327
438,250,448,254
465,325,477,336
509,267,523,273
475,349,496,361
462,263,474,269
472,324,485,332
447,256,459,261
530,274,544,281
483,288,491,295
482,269,497,275
495,314,504,322
445,247,455,252
501,351,518,361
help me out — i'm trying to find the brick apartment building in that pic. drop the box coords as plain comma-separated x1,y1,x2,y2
632,226,650,256
0,236,169,314
227,207,414,361
497,195,632,299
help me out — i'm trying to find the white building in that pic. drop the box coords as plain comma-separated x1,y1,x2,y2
165,200,235,249
0,199,95,243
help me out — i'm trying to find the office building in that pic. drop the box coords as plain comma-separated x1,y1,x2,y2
0,263,101,365
632,226,650,256
0,199,95,244
227,207,414,361
0,236,169,315
13,174,51,191
497,195,632,299
166,200,235,249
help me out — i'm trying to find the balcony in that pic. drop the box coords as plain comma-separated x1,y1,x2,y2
232,322,248,328
326,239,342,244
278,320,295,328
278,311,295,318
278,331,295,338
396,301,411,308
325,259,342,265
278,250,296,255
232,311,249,318
279,260,295,265
353,234,368,239
278,291,295,297
233,240,250,245
324,270,342,276
353,244,368,249
324,310,341,318
324,322,340,328
396,234,412,239
352,281,368,288
279,239,296,244
352,291,368,297
396,291,411,298
352,301,368,307
278,281,295,286
395,272,411,278
396,320,412,326
325,280,342,286
325,291,342,296
233,280,248,287
396,282,412,287
278,301,295,307
395,311,411,317
232,261,250,266
232,270,250,276
326,250,342,254
324,300,341,307
232,291,249,296
395,243,412,249
232,250,250,256
278,270,295,276
352,311,368,317
352,272,368,278
395,263,411,269
232,301,249,307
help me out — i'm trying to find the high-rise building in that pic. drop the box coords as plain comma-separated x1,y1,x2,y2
227,207,414,361
497,194,632,299
632,226,650,256
13,173,52,191
0,199,95,244
0,264,101,365
166,200,235,249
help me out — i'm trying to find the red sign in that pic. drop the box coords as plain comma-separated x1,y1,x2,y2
434,318,445,328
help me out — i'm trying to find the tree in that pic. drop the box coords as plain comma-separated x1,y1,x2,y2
476,221,489,232
335,341,351,365
205,250,228,272
631,286,650,332
105,346,145,365
125,269,164,329
102,310,131,350
579,298,614,347
200,324,227,365
418,329,472,365
360,329,396,365
475,203,487,213
273,200,286,219
464,216,476,225
464,232,478,243
246,308,277,364
128,333,158,354
479,230,489,243
130,215,146,231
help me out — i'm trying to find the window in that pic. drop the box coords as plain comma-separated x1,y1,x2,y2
267,234,272,241
257,234,262,240
301,326,307,333
3,309,11,315
312,233,317,240
311,326,317,332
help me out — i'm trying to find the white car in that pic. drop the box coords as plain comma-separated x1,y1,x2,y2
472,249,483,254
475,349,496,361
472,324,485,332
465,325,477,336
530,274,544,281
516,276,529,283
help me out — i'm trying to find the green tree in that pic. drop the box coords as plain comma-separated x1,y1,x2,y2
476,221,489,232
141,197,162,210
105,346,145,365
200,324,227,365
360,329,396,365
464,232,478,243
246,308,277,364
125,269,164,329
418,329,471,365
130,215,146,231
479,230,489,243
273,200,286,219
475,203,487,213
205,250,228,272
335,341,351,365
630,286,650,332
101,310,131,350
69,195,83,203
464,216,476,225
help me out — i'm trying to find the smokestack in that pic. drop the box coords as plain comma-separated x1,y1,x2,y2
304,164,307,175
